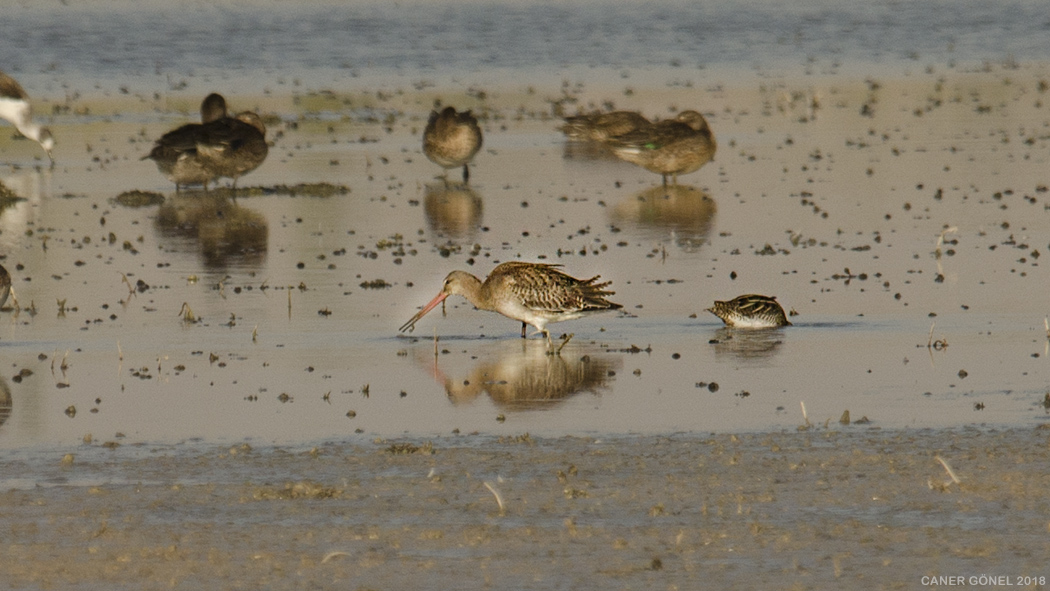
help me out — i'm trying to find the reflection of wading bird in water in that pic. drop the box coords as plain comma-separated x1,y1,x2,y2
0,70,55,163
707,294,791,328
423,340,621,410
609,110,716,186
423,106,483,183
400,262,622,352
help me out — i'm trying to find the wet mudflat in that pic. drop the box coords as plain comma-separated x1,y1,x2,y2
2,67,1050,447
1,428,1048,589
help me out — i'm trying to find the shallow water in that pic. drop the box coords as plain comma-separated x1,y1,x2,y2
2,1,1050,452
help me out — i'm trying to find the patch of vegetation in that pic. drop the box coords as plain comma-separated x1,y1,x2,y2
114,190,165,207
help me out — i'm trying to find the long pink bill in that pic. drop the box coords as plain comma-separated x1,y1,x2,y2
399,291,449,333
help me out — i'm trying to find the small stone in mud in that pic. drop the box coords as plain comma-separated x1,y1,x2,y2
958,369,968,379
64,405,76,418
359,279,391,289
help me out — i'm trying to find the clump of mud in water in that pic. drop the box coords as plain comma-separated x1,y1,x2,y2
212,183,351,198
114,190,165,207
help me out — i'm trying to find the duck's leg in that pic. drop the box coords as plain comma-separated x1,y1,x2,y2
520,322,527,338
462,163,470,183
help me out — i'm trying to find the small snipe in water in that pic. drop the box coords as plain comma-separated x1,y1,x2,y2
707,294,791,328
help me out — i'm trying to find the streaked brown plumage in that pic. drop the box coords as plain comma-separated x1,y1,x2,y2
0,263,10,309
423,106,483,183
400,262,621,349
609,110,717,185
707,294,791,328
561,110,651,142
0,70,54,163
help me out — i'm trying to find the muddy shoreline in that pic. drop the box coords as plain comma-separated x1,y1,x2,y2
1,427,1047,589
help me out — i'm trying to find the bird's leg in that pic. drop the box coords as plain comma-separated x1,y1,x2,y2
462,163,470,183
554,333,574,355
543,329,553,353
520,322,527,338
661,174,669,187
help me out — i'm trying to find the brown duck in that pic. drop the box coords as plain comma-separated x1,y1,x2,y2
609,110,716,185
423,106,483,183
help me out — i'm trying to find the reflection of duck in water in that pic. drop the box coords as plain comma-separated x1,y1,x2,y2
422,340,620,410
608,110,716,186
400,262,622,351
611,184,715,250
423,106,483,183
155,194,267,267
707,294,791,328
0,70,54,164
423,182,482,240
